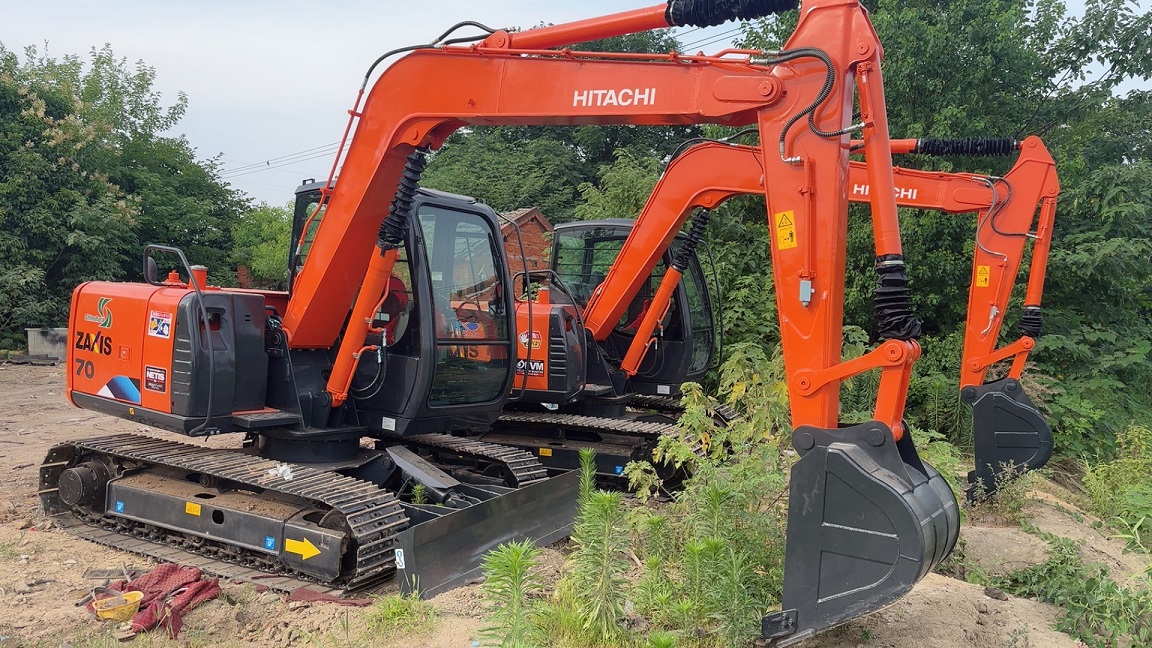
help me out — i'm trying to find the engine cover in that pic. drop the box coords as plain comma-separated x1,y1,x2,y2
68,281,267,434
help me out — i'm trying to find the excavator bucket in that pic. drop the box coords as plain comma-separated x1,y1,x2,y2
762,422,959,645
962,378,1054,500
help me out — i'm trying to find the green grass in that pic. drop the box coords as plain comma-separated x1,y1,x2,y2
364,592,438,636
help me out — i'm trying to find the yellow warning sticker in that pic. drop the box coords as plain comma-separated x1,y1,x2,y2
539,448,553,457
775,210,798,250
976,265,991,288
185,502,202,516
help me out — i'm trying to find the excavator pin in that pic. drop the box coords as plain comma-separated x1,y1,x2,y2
963,378,1054,501
762,422,959,645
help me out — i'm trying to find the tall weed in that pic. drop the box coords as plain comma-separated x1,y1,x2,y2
480,540,545,648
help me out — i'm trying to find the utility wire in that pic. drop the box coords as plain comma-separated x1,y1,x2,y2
220,142,342,177
678,25,744,51
221,144,350,180
681,29,744,51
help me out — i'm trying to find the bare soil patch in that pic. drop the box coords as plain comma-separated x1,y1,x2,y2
0,362,1146,647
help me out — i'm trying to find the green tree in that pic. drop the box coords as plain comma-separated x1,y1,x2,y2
421,128,585,220
573,150,660,221
0,43,248,344
0,45,137,344
231,202,293,289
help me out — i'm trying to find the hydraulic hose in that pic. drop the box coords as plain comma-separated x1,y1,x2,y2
378,148,429,252
666,0,799,27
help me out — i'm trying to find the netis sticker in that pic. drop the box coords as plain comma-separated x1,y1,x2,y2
144,365,167,393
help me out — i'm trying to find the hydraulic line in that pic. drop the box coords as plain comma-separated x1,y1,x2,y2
665,0,799,28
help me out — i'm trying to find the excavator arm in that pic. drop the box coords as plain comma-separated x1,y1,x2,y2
587,138,1057,496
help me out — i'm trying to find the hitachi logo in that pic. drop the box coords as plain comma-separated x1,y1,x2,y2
852,184,919,201
573,88,657,107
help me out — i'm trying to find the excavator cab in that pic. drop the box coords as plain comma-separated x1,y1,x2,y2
551,219,720,393
291,182,518,437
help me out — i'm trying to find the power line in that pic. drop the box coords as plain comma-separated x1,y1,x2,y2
682,30,745,52
220,142,342,177
678,25,744,51
220,144,349,180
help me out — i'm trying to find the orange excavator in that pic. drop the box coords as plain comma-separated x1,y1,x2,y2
558,138,1058,500
41,0,1058,643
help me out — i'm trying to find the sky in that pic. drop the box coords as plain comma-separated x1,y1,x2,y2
1,0,1143,207
0,0,746,205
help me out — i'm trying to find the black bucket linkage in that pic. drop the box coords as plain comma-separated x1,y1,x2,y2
963,377,1053,501
762,421,959,645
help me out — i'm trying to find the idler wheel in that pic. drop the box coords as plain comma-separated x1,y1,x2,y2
58,461,111,507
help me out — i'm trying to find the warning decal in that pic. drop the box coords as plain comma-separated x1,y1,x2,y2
775,211,798,250
976,265,991,288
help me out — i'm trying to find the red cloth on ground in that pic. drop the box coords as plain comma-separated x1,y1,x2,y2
96,563,221,638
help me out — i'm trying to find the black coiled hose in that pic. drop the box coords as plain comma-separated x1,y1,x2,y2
665,0,799,28
672,209,712,271
377,147,429,252
914,138,1017,157
874,257,922,341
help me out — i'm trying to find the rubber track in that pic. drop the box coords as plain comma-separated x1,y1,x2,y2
405,434,548,486
39,434,408,591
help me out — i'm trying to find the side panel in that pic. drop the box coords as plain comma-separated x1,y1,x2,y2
140,292,184,412
69,283,166,410
513,303,552,393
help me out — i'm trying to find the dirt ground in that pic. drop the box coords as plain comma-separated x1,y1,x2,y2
0,362,1146,647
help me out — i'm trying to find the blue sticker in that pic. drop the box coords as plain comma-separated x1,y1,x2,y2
114,500,125,513
614,465,624,475
264,536,277,551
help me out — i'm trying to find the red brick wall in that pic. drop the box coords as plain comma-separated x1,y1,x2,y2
503,212,552,282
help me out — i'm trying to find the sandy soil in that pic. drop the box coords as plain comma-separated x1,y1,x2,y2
0,362,1144,647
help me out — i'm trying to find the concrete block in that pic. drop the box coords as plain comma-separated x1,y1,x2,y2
26,327,68,360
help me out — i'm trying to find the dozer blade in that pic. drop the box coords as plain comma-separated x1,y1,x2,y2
762,422,959,645
395,469,579,598
962,378,1053,500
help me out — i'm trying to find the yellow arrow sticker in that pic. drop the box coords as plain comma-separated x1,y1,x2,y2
976,265,991,288
774,210,797,250
285,537,321,560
